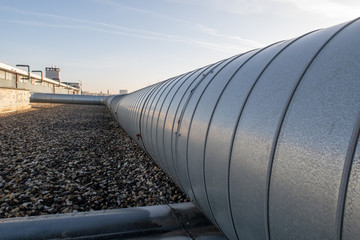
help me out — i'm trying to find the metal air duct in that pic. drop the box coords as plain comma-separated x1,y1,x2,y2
106,18,360,240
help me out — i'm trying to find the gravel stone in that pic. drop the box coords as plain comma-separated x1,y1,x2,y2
0,103,189,218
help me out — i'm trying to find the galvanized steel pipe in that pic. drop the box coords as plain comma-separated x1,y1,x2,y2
30,93,107,105
106,18,360,240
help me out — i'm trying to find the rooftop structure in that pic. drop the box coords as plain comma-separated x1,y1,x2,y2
45,66,60,82
119,89,128,95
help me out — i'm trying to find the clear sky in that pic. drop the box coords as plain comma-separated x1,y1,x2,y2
0,0,358,93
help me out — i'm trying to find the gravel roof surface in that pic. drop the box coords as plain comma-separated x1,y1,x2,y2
0,103,188,218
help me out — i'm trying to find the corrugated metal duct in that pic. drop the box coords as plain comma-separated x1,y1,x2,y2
106,18,360,240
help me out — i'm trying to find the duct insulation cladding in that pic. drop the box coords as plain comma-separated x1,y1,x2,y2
105,18,360,240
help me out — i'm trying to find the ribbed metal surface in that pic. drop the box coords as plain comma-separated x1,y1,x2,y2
30,93,107,105
106,18,360,240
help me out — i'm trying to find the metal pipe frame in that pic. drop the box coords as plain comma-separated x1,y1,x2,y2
16,64,30,81
31,70,43,82
106,18,360,240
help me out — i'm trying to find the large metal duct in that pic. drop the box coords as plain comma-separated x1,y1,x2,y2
106,18,360,240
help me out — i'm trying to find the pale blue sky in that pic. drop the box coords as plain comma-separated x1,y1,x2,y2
0,0,358,93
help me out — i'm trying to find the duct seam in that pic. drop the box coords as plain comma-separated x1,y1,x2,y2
154,72,195,178
174,59,229,217
336,112,360,240
148,75,186,171
164,67,213,188
173,60,226,197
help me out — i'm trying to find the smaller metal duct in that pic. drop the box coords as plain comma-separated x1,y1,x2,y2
30,93,106,105
0,203,225,239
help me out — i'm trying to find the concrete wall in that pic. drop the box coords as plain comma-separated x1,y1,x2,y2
0,78,16,88
17,82,54,94
0,80,77,95
0,71,16,88
15,82,76,94
0,87,30,113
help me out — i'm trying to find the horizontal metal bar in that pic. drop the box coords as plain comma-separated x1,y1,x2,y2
0,202,225,240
